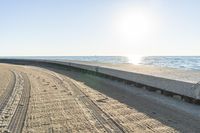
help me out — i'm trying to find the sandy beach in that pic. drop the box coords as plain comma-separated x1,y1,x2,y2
0,63,200,132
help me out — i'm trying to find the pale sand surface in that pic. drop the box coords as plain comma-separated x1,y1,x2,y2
0,65,12,96
65,60,200,83
0,63,200,132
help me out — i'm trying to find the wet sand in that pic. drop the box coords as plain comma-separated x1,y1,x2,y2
0,63,200,133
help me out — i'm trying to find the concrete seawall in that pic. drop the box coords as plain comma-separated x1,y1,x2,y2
0,59,200,103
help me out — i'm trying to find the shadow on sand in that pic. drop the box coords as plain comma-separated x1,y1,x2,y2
46,66,200,133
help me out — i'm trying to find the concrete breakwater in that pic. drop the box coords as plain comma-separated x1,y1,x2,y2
0,59,200,104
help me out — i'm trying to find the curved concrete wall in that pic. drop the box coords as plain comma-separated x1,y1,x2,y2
98,67,196,98
47,60,199,100
0,59,199,100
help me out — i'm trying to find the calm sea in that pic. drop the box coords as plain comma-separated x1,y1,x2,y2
1,56,200,71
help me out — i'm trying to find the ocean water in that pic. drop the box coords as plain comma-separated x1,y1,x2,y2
140,56,200,71
1,56,200,71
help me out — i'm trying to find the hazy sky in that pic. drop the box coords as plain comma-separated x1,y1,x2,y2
0,0,200,56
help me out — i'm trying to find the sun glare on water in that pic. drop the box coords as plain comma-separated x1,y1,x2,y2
127,55,144,65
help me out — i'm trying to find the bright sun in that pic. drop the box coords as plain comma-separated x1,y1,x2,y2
114,8,156,44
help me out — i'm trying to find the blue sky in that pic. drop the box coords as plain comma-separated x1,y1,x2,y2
0,0,200,56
